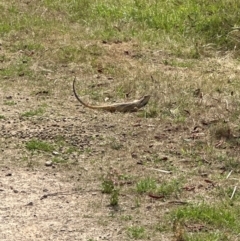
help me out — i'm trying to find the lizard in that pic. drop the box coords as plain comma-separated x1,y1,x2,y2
73,77,150,112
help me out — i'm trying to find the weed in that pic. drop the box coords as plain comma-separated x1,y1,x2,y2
22,155,36,168
110,188,119,206
137,108,158,118
52,157,67,164
0,115,5,119
21,108,44,118
210,123,232,140
66,146,78,154
121,215,132,221
101,179,114,194
25,139,55,152
218,156,240,171
109,138,123,150
184,232,229,241
4,100,16,106
127,226,145,239
157,179,182,197
134,197,141,208
101,173,120,206
0,60,33,78
172,202,238,232
136,177,156,194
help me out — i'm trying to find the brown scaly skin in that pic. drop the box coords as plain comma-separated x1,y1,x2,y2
73,77,150,112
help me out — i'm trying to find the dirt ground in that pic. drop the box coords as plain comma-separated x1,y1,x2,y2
0,83,179,240
1,6,240,238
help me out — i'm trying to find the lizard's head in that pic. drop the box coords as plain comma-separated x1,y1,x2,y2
141,95,151,106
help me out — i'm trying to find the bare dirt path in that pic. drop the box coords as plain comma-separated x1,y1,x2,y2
1,86,175,240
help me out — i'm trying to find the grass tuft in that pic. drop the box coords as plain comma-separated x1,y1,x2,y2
21,108,45,118
25,139,55,152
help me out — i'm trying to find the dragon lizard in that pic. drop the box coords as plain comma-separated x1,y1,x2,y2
73,77,150,112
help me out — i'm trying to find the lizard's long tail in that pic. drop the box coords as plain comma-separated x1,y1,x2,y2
73,77,93,109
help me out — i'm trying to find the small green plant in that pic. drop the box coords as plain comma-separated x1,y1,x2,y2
110,188,119,206
22,155,36,168
52,157,67,164
127,226,145,239
26,139,55,152
136,177,157,194
4,100,16,106
21,107,44,117
109,137,123,150
172,203,237,231
66,146,78,154
101,179,115,194
157,179,182,197
1,60,33,78
137,108,158,118
219,156,240,171
101,175,120,206
210,123,232,140
121,215,132,221
0,115,5,119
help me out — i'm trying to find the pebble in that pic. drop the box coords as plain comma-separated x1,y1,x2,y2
45,161,53,167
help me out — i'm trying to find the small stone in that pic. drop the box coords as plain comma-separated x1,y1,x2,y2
45,161,53,167
52,151,59,155
26,202,33,206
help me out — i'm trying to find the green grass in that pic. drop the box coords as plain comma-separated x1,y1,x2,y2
21,108,45,117
25,139,55,152
110,188,119,206
185,232,230,241
171,202,240,233
1,0,239,59
127,226,145,239
101,179,115,194
109,137,123,150
44,0,240,50
136,177,182,197
3,100,16,106
157,179,182,197
52,157,67,164
136,177,157,194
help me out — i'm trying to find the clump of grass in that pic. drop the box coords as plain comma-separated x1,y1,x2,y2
21,107,44,117
184,232,229,241
101,179,115,194
121,215,132,221
52,157,67,164
101,176,119,206
0,61,33,78
78,0,240,50
157,179,182,197
110,188,119,206
172,203,239,232
0,115,6,119
136,177,157,194
137,108,158,118
26,139,55,152
109,137,123,150
4,100,16,106
218,155,240,171
127,226,145,240
210,123,232,140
